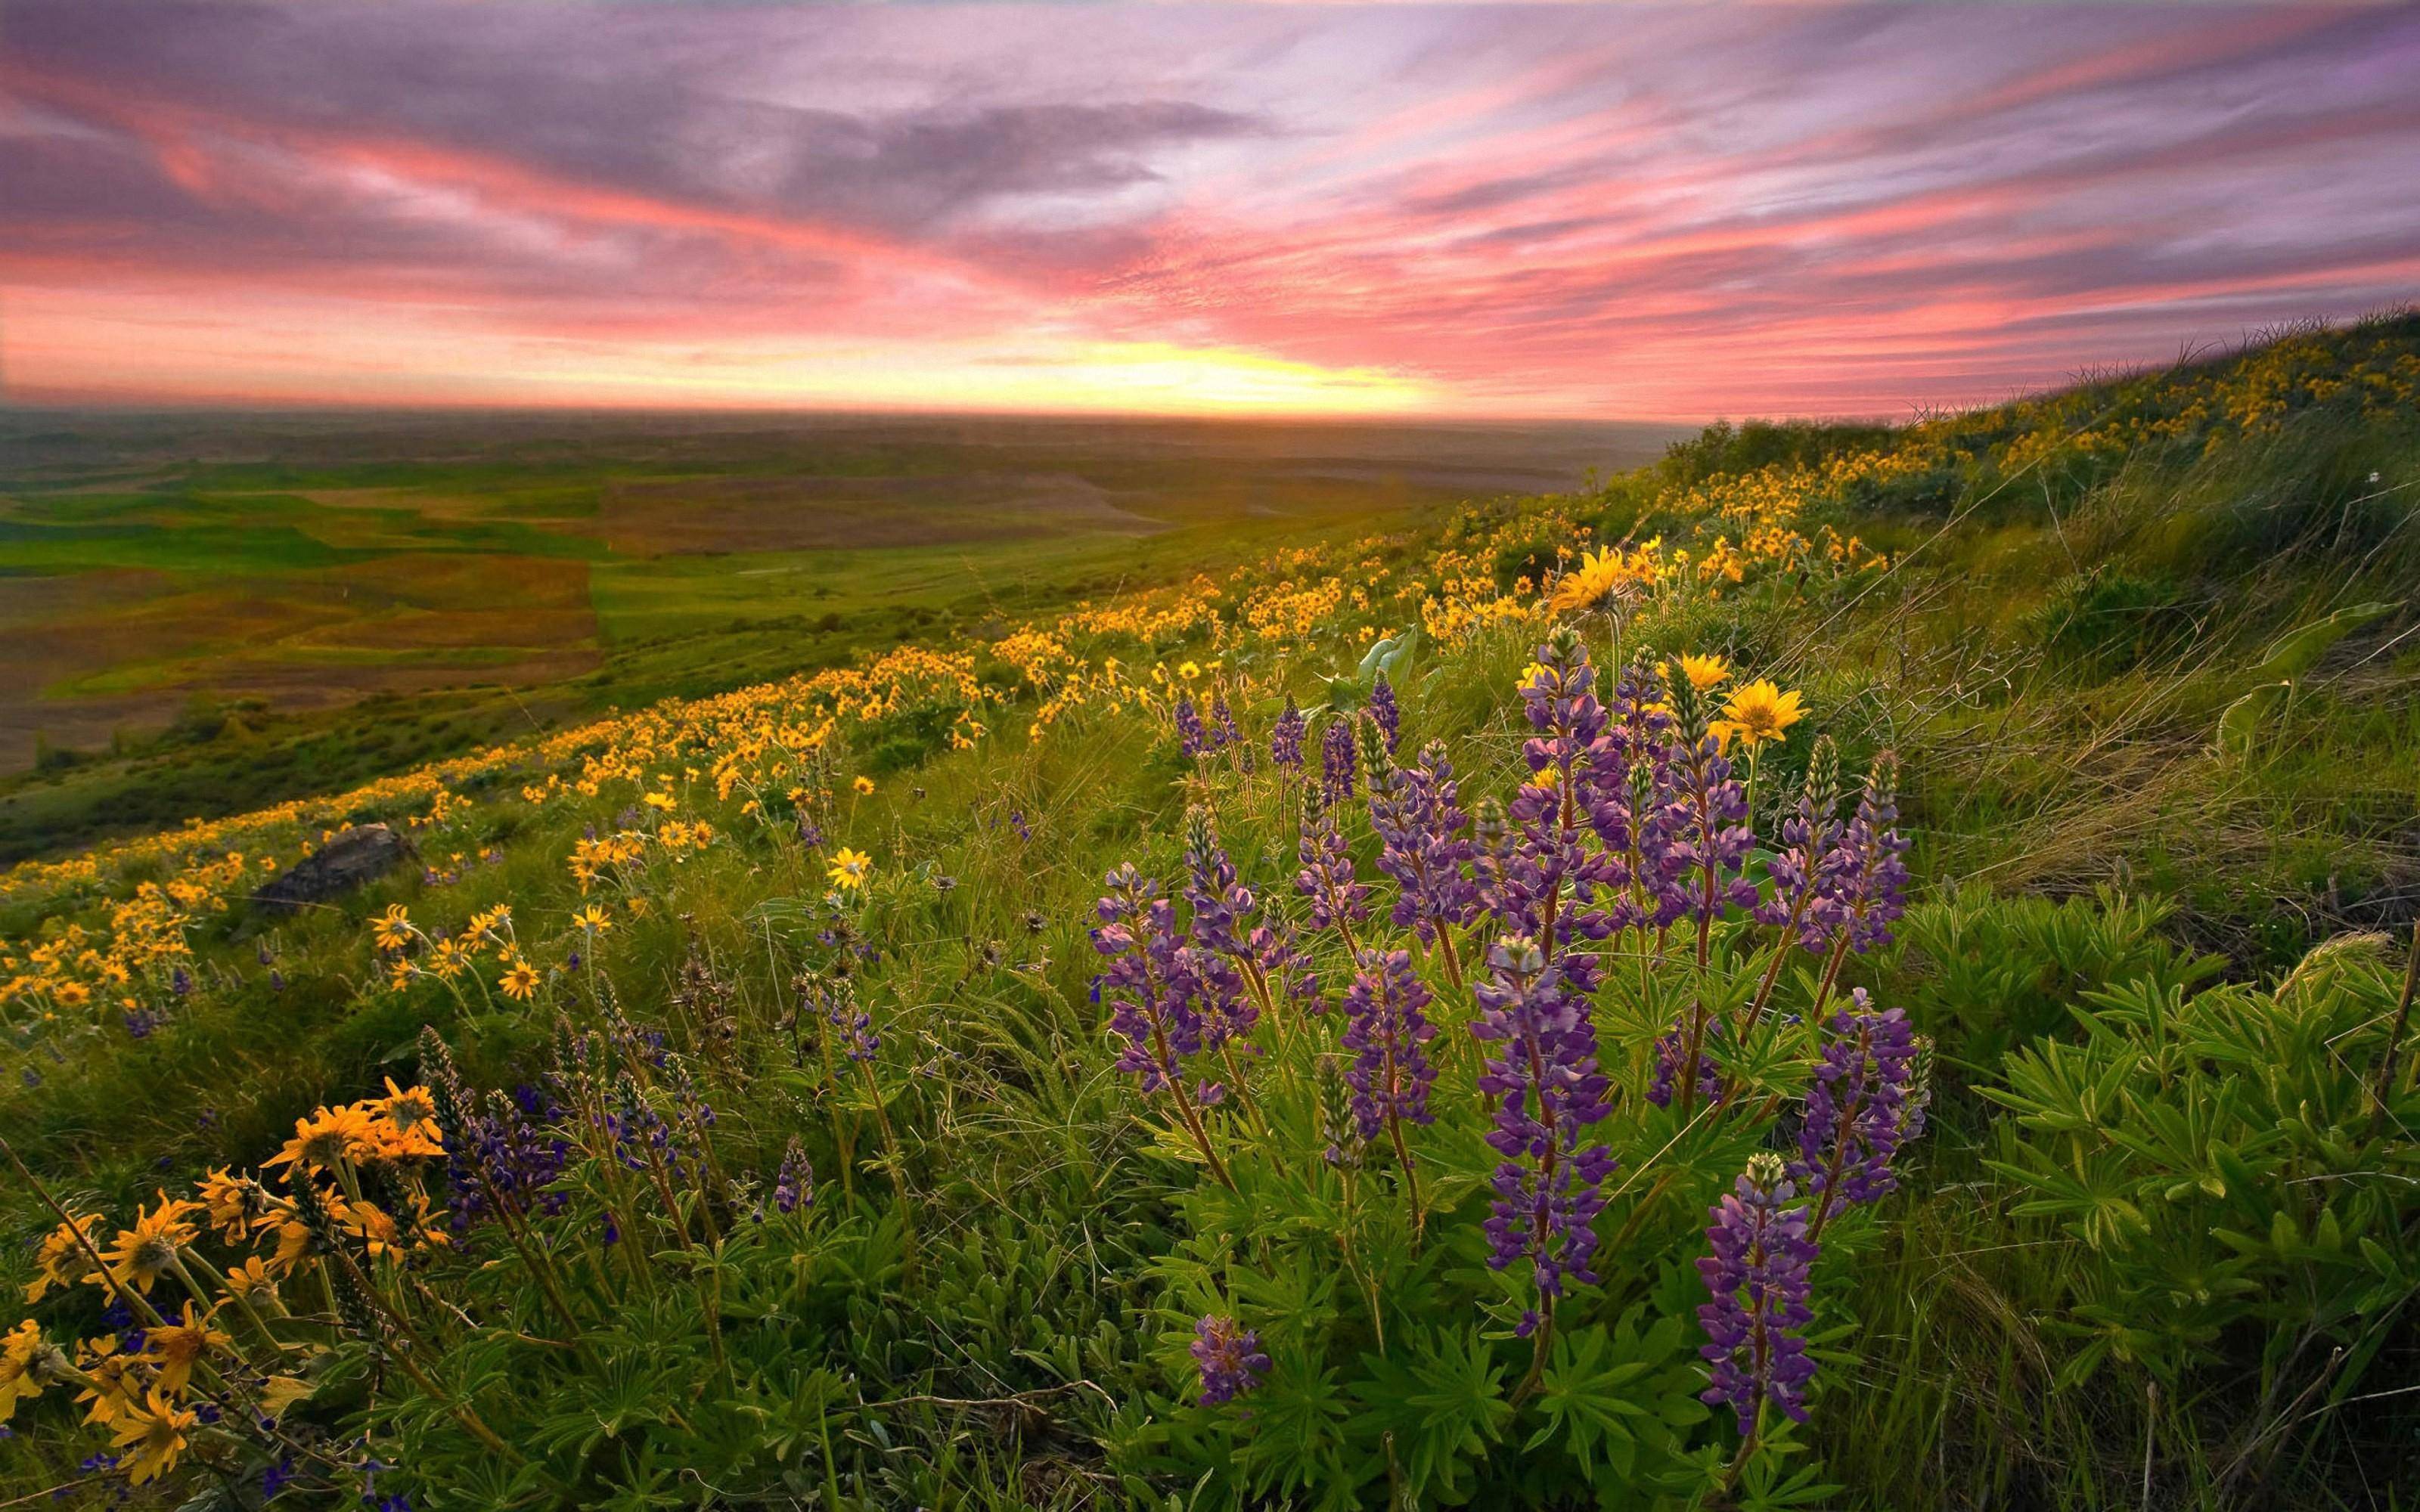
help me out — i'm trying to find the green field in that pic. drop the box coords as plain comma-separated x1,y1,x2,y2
0,411,1680,860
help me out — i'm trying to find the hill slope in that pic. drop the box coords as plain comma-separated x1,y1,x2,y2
2,316,2416,1509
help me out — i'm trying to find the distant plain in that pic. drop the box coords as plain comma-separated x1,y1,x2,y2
0,409,1681,857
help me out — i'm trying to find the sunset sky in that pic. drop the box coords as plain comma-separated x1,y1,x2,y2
4,2,2416,420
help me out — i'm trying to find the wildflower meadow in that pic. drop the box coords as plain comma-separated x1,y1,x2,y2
3,318,2418,1508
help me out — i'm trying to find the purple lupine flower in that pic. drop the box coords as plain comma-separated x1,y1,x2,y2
1181,805,1271,1047
1793,991,1923,1231
1581,658,1687,930
1211,691,1241,751
1371,740,1479,949
1320,715,1357,806
1174,694,1207,760
1646,1013,1724,1110
1496,632,1623,988
1812,753,1910,955
1469,936,1616,1330
1755,735,1843,949
1191,1315,1270,1405
1697,1153,1819,1438
124,1008,157,1040
1009,809,1032,844
771,1136,813,1215
817,980,880,1063
1295,792,1370,937
1271,697,1307,771
1369,671,1402,754
1340,948,1438,1142
1658,668,1763,936
171,965,194,997
1091,863,1205,1095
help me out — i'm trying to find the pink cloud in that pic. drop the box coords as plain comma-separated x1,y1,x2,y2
3,2,2415,417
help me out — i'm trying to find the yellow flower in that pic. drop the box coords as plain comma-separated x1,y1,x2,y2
26,1213,100,1303
827,847,872,891
264,1105,378,1179
92,1195,202,1296
1178,660,1202,680
853,775,876,795
371,904,414,953
1674,652,1732,692
111,1388,198,1486
142,1301,228,1393
1714,679,1806,751
572,903,613,934
2,1319,51,1423
499,954,541,1001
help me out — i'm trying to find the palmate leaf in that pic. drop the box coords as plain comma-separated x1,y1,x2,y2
1348,1326,1512,1504
1525,1305,1707,1483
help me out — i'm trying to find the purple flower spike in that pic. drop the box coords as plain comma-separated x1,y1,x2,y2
1091,863,1205,1095
1295,792,1370,936
1793,990,1923,1229
1369,671,1402,754
1647,1013,1724,1111
1469,935,1615,1319
771,1136,813,1215
1697,1152,1820,1439
1811,752,1910,955
1174,694,1207,760
1321,715,1358,806
1371,740,1479,948
1211,691,1241,751
1271,697,1307,771
1341,948,1438,1142
1191,1314,1270,1405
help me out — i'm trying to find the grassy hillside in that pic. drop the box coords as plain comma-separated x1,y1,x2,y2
1,317,2415,1510
0,413,1668,863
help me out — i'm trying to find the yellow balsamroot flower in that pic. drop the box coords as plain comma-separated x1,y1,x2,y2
372,904,414,953
572,903,614,935
26,1213,100,1303
1714,680,1806,751
111,1388,198,1486
141,1301,228,1393
500,953,541,1001
1178,660,1203,680
853,775,876,795
2,1318,50,1421
827,847,873,891
368,1079,443,1157
265,1105,378,1179
92,1194,203,1297
1674,652,1732,692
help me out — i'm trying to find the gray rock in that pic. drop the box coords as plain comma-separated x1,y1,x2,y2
252,823,413,914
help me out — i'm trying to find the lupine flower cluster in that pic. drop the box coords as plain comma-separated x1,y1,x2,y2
1320,717,1357,806
1368,671,1401,754
1340,948,1438,1142
1079,629,1924,1445
1469,936,1615,1331
1295,792,1370,939
1370,741,1479,954
1697,1154,1819,1438
1091,864,1205,1098
1174,694,1208,759
1191,1315,1270,1405
1270,698,1306,771
1793,991,1925,1228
